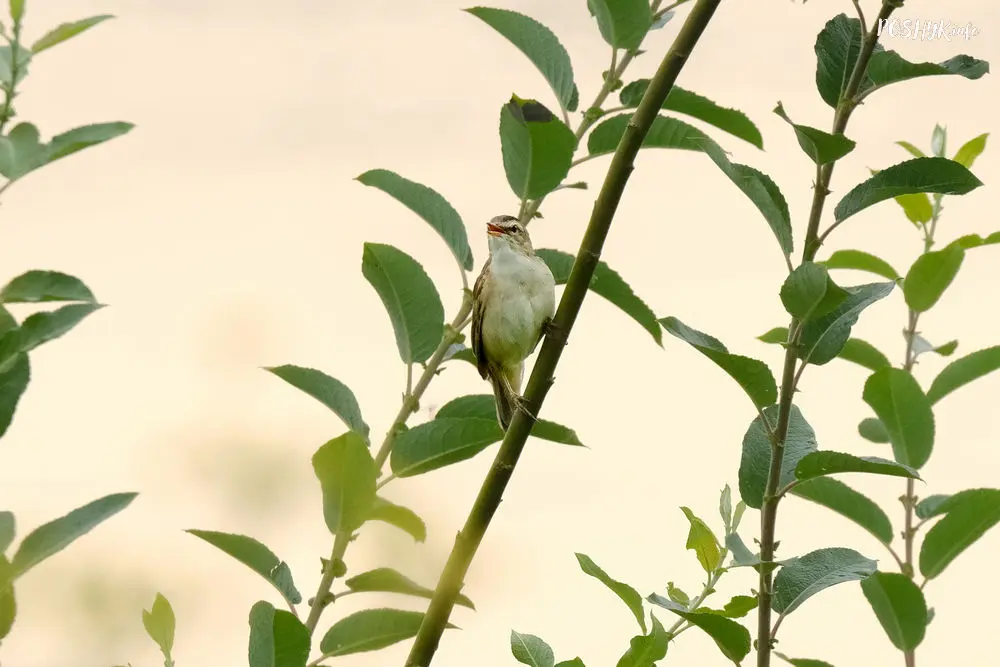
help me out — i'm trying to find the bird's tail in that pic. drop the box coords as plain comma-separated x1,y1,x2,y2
490,364,522,431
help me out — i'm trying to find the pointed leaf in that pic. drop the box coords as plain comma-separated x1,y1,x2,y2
615,615,668,667
0,271,95,303
17,303,104,354
860,571,927,651
821,249,900,281
834,157,982,224
264,365,369,440
186,529,302,605
894,191,933,224
31,15,115,54
511,630,555,667
0,512,13,553
915,494,950,520
779,262,848,321
587,113,709,157
857,417,890,443
814,14,881,107
356,169,473,270
346,568,474,609
680,507,721,573
952,132,988,169
500,95,576,200
10,492,136,579
795,451,919,482
465,7,578,113
367,496,426,542
773,102,855,165
537,248,660,345
948,232,1000,250
920,489,1000,579
312,432,377,534
927,345,1000,405
903,244,965,312
319,608,450,656
0,343,28,439
362,242,444,364
248,601,309,667
897,141,925,158
798,282,895,365
740,405,817,509
868,51,989,89
587,0,652,50
776,653,835,667
837,338,892,372
660,316,777,409
142,593,176,659
647,595,751,662
791,477,893,544
391,417,500,477
435,393,584,446
772,547,877,615
863,368,935,469
720,485,733,533
576,553,646,633
47,122,134,164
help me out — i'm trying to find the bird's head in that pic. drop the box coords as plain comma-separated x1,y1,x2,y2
486,215,533,255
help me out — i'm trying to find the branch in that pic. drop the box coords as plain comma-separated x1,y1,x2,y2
403,2,724,664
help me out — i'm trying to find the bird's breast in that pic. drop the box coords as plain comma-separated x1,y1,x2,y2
482,250,555,366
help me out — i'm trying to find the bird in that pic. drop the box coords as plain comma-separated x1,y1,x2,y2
471,214,556,431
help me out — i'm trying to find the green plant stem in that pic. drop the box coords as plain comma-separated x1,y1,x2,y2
0,18,23,134
756,4,899,666
304,529,350,635
403,4,722,665
667,547,730,639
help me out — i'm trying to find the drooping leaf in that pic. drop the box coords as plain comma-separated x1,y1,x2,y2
660,316,777,410
345,568,474,609
791,477,893,544
773,102,855,164
587,0,652,50
0,345,29,439
795,451,920,482
361,242,444,364
615,615,669,667
142,593,176,660
511,630,555,667
587,113,709,157
465,7,578,112
537,248,661,345
247,601,309,667
312,432,377,535
391,417,500,477
319,608,449,657
647,595,751,663
680,507,721,573
920,489,1000,579
951,132,988,169
619,81,763,148
862,368,935,469
779,262,848,321
896,141,925,158
927,345,1000,405
47,122,135,164
576,553,646,633
367,496,427,542
0,271,95,303
858,417,890,444
435,393,584,446
0,575,13,641
265,365,369,440
915,494,950,520
500,95,576,200
797,282,895,365
740,405,817,509
186,530,302,605
837,338,892,372
833,158,982,224
820,249,901,282
903,244,965,312
31,15,115,54
860,571,927,651
356,169,473,271
771,547,877,615
17,303,104,353
867,51,989,90
814,14,881,107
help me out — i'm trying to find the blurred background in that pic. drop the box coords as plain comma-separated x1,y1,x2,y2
0,0,997,665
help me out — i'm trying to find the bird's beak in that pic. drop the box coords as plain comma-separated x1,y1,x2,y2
486,222,506,236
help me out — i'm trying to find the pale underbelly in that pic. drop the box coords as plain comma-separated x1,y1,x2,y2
482,292,549,366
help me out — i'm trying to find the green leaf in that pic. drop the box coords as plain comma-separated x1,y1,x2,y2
142,593,176,660
0,340,28,438
821,249,901,281
391,417,499,477
0,271,95,303
248,601,309,667
587,0,652,50
47,122,135,164
355,169,473,271
537,248,661,345
725,533,758,567
264,365,369,440
791,477,893,544
619,81,763,148
647,595,751,663
947,232,1000,250
903,244,965,312
511,630,555,667
860,571,927,651
771,547,877,615
435,394,584,446
9,492,136,580
666,581,690,605
320,608,449,656
773,102,855,165
465,7,578,113
500,95,576,200
0,512,13,553
862,368,935,469
837,339,892,372
615,615,669,667
814,14,880,107
857,417,890,444
775,653,835,667
894,191,933,224
779,262,848,321
798,281,895,365
367,496,426,542
740,405,817,509
912,335,958,358
557,660,587,667
362,242,444,364
31,15,115,54
680,507,721,573
915,495,950,520
920,489,1000,579
576,553,646,633
346,568,474,609
896,141,925,158
833,157,982,224
795,452,920,482
0,576,13,641
931,124,947,157
587,113,708,157
868,51,989,89
185,529,302,606
9,0,23,22
720,595,757,618
1,123,49,180
952,132,988,169
17,303,104,353
660,316,777,410
927,345,1000,405
719,485,733,534
312,432,377,534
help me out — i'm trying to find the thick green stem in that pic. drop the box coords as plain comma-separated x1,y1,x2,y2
756,3,899,665
404,3,722,664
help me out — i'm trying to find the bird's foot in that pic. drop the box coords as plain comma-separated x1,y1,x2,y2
513,394,537,422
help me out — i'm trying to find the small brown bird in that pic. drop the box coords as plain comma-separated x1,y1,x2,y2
471,215,556,430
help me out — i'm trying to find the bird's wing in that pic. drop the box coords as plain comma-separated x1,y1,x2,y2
471,256,491,380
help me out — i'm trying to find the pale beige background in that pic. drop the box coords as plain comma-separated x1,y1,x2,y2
0,1,997,666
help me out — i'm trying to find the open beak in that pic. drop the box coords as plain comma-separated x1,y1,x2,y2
486,222,506,237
